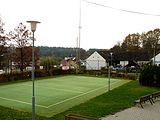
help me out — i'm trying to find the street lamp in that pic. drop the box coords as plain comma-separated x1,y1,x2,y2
108,52,113,91
108,65,111,91
110,52,113,67
27,20,40,120
153,43,156,65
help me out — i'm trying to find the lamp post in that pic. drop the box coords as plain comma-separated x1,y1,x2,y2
108,52,113,91
110,52,113,67
153,43,156,65
108,65,111,91
27,21,40,120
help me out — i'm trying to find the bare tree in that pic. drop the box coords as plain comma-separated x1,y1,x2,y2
9,23,32,72
0,17,9,55
0,17,10,69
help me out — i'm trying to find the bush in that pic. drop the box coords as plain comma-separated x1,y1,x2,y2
7,71,31,81
35,69,48,77
0,71,31,82
124,73,137,80
139,65,160,87
0,68,77,83
111,72,137,80
0,74,8,83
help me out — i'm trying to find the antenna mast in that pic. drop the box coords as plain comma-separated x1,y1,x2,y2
78,0,81,61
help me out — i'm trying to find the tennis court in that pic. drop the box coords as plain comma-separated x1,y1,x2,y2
0,75,129,117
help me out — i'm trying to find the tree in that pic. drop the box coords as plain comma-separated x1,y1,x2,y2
0,17,10,70
40,56,59,71
140,29,160,59
79,48,88,60
9,23,32,72
0,17,9,56
110,41,122,53
121,33,141,52
140,32,153,57
152,29,160,56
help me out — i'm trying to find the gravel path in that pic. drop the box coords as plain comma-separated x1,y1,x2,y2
101,99,160,120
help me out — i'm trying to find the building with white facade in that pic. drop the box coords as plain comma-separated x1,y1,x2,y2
151,53,160,66
86,51,106,70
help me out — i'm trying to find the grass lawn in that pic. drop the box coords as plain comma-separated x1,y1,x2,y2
0,78,159,120
0,75,128,117
51,81,160,120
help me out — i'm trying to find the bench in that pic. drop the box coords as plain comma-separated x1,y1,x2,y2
135,94,153,108
65,113,101,120
151,91,160,103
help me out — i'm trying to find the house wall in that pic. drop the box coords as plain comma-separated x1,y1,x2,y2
137,61,149,66
151,53,160,66
120,61,128,67
154,61,160,66
86,51,106,70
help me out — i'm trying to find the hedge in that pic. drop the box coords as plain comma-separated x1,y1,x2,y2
0,68,75,83
139,65,160,87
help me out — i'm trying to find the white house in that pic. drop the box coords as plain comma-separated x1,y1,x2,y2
86,51,106,70
120,61,128,67
151,53,160,66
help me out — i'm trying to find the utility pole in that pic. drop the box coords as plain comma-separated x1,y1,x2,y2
78,0,82,70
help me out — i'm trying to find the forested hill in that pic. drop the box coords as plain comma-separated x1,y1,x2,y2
38,46,100,60
38,46,78,59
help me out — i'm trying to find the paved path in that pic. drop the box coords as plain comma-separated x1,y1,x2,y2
101,99,160,120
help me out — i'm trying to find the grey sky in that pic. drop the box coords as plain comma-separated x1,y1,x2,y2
1,0,160,50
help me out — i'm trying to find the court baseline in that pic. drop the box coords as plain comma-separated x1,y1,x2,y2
22,84,84,94
46,80,121,108
0,96,47,108
0,80,123,109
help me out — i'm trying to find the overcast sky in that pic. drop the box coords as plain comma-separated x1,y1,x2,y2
1,0,160,50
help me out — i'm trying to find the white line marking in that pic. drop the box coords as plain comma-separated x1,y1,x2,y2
47,80,125,108
0,96,47,108
46,85,106,108
22,84,84,94
0,80,128,109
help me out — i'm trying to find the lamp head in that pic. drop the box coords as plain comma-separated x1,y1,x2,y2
27,21,40,32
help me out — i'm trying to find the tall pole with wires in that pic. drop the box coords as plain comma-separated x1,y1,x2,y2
83,0,160,17
76,37,79,73
78,0,82,69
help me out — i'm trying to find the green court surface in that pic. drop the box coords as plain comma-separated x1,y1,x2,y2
0,75,129,117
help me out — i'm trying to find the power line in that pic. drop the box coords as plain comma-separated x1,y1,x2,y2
83,0,160,17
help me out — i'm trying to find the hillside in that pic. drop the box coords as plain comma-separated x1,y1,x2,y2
38,46,78,59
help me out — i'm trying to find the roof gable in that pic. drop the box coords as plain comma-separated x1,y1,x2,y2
87,50,150,62
152,53,160,61
86,51,106,61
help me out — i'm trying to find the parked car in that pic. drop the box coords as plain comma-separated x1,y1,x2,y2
113,66,125,71
129,67,136,73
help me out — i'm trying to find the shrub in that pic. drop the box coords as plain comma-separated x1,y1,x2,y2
124,73,137,80
0,68,77,83
111,72,137,80
0,74,8,83
139,65,160,87
7,71,31,81
35,69,48,77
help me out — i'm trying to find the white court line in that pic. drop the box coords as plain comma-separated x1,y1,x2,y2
46,85,107,108
0,96,48,108
0,80,127,109
46,80,123,108
22,84,84,94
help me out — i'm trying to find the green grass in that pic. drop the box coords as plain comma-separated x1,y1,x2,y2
0,79,159,120
51,81,160,120
0,75,128,117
